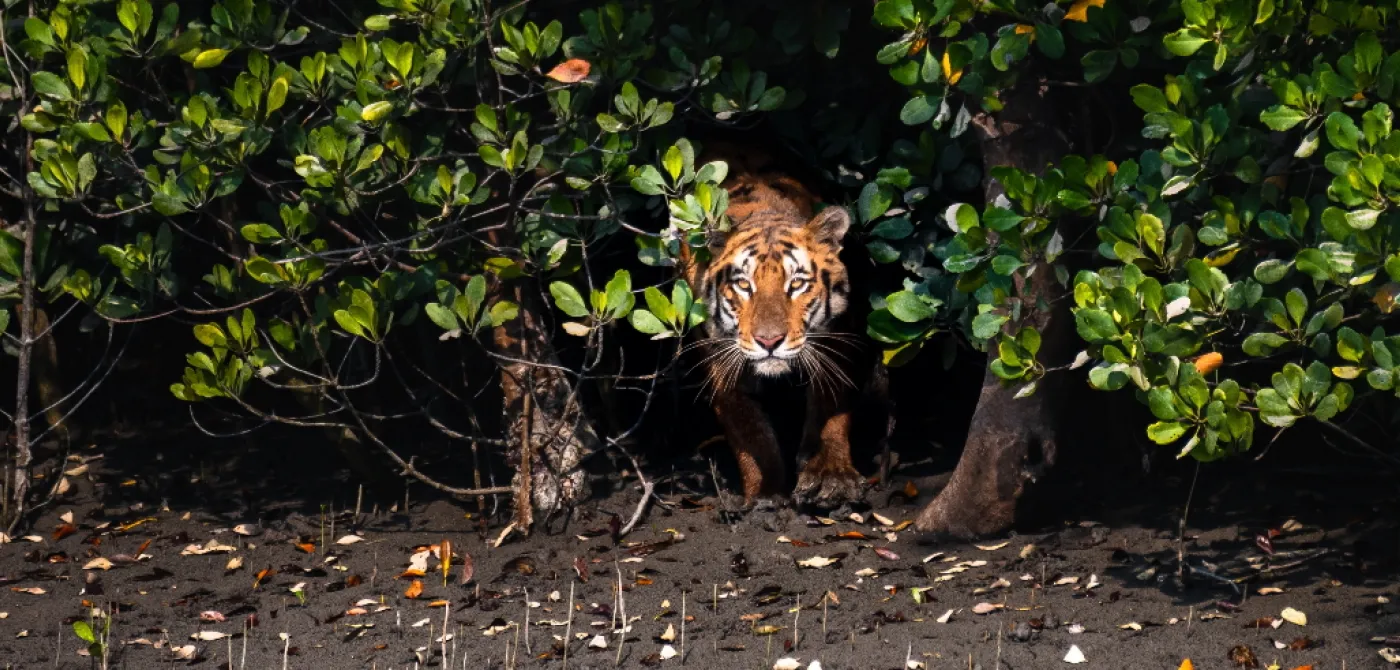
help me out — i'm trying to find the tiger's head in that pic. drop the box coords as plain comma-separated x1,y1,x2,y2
703,206,853,378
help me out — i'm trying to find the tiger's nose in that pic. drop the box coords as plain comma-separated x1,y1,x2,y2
753,333,785,352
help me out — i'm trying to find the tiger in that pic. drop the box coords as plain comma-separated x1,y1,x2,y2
679,142,889,507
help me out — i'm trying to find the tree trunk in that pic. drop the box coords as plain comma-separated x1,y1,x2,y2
916,79,1077,537
5,203,38,532
492,280,597,534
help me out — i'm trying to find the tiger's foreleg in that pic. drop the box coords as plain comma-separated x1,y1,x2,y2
793,388,865,506
711,388,786,505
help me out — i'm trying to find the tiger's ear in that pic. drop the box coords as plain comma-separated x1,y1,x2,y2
806,205,852,246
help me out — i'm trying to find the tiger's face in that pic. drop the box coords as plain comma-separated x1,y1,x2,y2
705,207,853,377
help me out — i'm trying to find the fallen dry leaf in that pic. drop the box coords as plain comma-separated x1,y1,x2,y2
335,535,363,545
1280,607,1307,626
871,512,895,526
1064,644,1086,664
975,541,1010,551
181,539,236,556
172,645,197,660
405,579,424,599
936,609,954,624
546,58,591,83
192,631,229,641
1178,660,1193,670
83,557,113,571
797,555,840,569
971,602,1003,615
11,587,45,595
773,659,802,670
1257,587,1284,596
199,611,226,623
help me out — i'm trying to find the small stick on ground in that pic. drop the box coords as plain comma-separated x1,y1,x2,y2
524,587,532,655
442,593,451,665
1177,462,1202,582
615,559,627,667
564,581,575,670
680,590,687,665
822,592,829,639
792,599,801,651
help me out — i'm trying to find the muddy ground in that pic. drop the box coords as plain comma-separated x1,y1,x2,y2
1,427,1398,670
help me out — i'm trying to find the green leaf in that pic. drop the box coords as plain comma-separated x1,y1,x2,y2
1325,112,1361,152
971,313,1008,339
73,621,96,644
991,255,1024,275
1241,332,1289,356
1163,29,1209,57
240,223,282,244
31,71,73,101
945,203,980,232
424,303,458,331
982,206,1025,232
899,96,937,125
1035,23,1065,59
25,17,56,47
1130,85,1170,114
857,183,893,223
1074,308,1118,343
549,282,589,318
643,286,675,325
604,270,634,319
628,309,668,335
662,145,683,182
365,14,393,31
488,301,518,327
869,217,913,240
1147,421,1188,445
266,77,288,115
1260,105,1307,131
886,291,934,323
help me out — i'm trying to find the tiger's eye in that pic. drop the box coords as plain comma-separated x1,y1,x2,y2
735,279,753,292
788,278,807,292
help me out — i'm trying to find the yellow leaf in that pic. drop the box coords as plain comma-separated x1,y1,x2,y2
1065,0,1106,22
1106,161,1118,175
1014,24,1037,42
360,101,393,122
192,49,231,69
1204,246,1241,267
1178,661,1194,670
941,51,962,86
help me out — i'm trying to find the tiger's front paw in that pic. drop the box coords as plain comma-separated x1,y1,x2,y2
793,460,866,507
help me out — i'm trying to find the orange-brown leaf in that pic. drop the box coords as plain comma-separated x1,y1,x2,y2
53,524,77,541
1178,661,1193,670
1064,0,1106,22
546,59,591,83
254,567,276,589
405,579,424,599
399,568,427,579
295,542,315,554
1193,352,1224,374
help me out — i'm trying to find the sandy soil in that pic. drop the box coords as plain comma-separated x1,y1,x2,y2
0,430,1397,670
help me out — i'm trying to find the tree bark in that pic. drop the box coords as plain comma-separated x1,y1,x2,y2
492,280,597,533
5,202,37,532
916,78,1077,537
